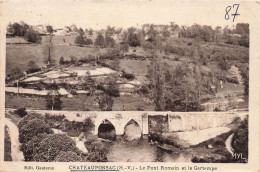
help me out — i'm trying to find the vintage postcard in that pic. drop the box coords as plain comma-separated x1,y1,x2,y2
0,0,259,172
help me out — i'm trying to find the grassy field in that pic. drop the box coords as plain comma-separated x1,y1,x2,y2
6,34,249,111
119,58,150,84
6,35,107,75
6,93,154,111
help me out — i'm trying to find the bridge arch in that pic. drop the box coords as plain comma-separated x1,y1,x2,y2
123,119,142,140
97,119,116,140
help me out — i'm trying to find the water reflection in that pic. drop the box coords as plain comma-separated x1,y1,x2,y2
106,136,192,162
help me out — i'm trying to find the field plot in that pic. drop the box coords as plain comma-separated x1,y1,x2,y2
5,22,249,112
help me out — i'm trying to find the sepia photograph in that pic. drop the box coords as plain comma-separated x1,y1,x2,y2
0,0,257,170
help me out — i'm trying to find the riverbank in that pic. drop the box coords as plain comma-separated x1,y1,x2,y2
151,117,248,163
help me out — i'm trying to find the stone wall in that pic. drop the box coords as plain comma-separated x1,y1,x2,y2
168,112,248,132
28,109,248,134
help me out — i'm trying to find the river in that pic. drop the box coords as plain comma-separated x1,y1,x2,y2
106,136,192,162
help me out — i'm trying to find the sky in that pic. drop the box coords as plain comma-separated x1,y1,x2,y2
0,0,253,30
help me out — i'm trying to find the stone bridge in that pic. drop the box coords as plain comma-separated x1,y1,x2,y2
29,110,248,135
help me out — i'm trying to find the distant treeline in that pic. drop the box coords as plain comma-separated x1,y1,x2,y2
7,21,249,48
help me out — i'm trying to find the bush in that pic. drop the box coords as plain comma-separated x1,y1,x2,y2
20,133,48,161
98,94,114,111
33,134,81,162
122,72,135,80
26,67,41,74
165,45,185,56
85,146,108,162
55,151,82,162
85,38,93,45
138,85,150,95
15,107,27,118
25,28,41,44
173,57,179,61
75,34,86,45
44,114,65,129
231,117,248,162
106,85,120,97
18,113,44,130
19,119,53,143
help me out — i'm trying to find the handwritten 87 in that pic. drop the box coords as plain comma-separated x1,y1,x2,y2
225,4,240,22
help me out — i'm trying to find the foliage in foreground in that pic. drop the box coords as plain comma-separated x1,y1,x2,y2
18,113,107,162
4,126,12,161
231,116,248,162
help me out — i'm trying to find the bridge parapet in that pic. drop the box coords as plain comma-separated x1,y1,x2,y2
28,110,248,135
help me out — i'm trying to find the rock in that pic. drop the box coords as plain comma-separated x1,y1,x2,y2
208,144,213,149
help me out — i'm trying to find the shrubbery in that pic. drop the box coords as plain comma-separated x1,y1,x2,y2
19,118,53,143
18,113,44,130
33,134,81,161
44,114,94,137
14,107,27,118
20,133,48,161
18,113,103,162
121,71,135,80
231,116,248,162
55,151,82,162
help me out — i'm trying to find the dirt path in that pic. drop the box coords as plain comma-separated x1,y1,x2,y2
5,118,24,161
163,127,231,147
225,133,234,154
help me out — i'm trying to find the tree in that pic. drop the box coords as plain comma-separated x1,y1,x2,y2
201,25,213,42
227,65,243,84
78,27,84,35
46,83,62,110
46,25,54,34
83,117,95,133
192,46,202,106
14,107,27,118
235,23,249,35
214,26,222,43
85,38,93,45
94,32,105,48
27,60,38,72
146,24,158,42
148,55,165,111
59,56,64,65
43,35,55,65
127,27,140,47
119,42,129,54
7,21,30,37
105,25,115,37
75,34,86,46
231,117,248,162
25,28,41,43
88,28,94,35
115,28,122,35
98,94,114,111
241,71,249,100
105,36,116,48
162,26,171,39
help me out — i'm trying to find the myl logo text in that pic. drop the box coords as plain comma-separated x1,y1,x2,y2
232,153,246,160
